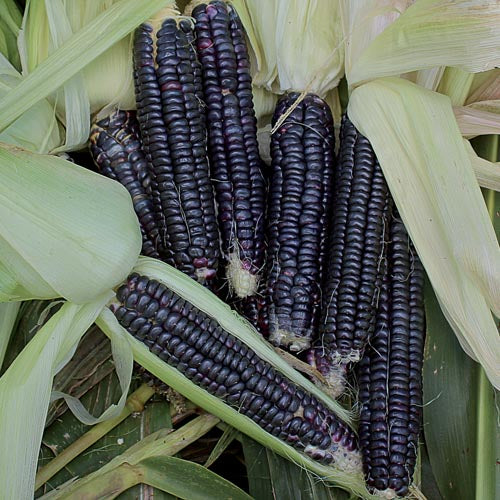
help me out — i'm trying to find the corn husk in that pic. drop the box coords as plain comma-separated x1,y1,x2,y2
0,144,141,303
233,0,344,96
0,0,168,145
0,54,62,153
230,0,278,90
0,294,111,498
466,69,500,104
345,0,500,87
464,139,500,191
348,77,500,389
454,104,500,138
22,0,137,126
437,67,474,106
0,0,22,70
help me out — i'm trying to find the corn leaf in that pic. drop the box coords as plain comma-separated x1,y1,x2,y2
0,293,111,499
0,145,141,303
348,77,500,389
346,0,500,87
0,0,22,69
0,301,20,367
423,281,495,499
0,0,169,133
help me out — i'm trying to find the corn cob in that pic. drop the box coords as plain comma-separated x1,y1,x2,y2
191,0,266,299
263,92,335,352
309,115,391,388
89,110,160,259
111,272,360,469
133,9,220,284
357,213,425,498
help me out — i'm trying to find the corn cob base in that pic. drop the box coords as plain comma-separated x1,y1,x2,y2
111,273,361,471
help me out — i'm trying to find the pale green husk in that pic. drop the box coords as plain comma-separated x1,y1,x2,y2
21,0,140,151
232,0,344,96
348,77,500,389
345,0,500,87
0,0,168,135
0,144,141,303
0,301,20,366
0,293,111,498
0,54,61,153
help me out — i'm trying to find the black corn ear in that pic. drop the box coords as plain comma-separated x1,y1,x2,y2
357,212,425,498
263,93,335,352
112,273,360,471
310,114,391,389
133,11,220,285
89,110,160,258
191,1,266,299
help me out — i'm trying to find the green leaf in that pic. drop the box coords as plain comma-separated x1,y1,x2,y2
423,279,497,499
204,426,239,469
242,436,349,500
0,0,169,133
0,301,20,366
0,293,111,499
139,456,252,500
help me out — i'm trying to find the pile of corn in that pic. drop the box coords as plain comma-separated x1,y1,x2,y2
89,3,426,497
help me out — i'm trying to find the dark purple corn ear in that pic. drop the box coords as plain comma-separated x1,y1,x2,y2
357,213,425,498
310,114,391,389
89,110,159,258
263,92,335,352
112,273,360,470
133,13,220,285
191,1,266,299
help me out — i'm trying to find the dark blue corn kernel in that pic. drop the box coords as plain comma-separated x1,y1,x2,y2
356,211,425,498
89,110,161,258
312,114,392,375
192,1,265,299
133,15,220,285
114,273,359,467
263,92,335,352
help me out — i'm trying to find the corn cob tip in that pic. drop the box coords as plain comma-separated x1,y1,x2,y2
307,348,348,399
373,488,399,499
269,329,311,353
227,253,259,298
